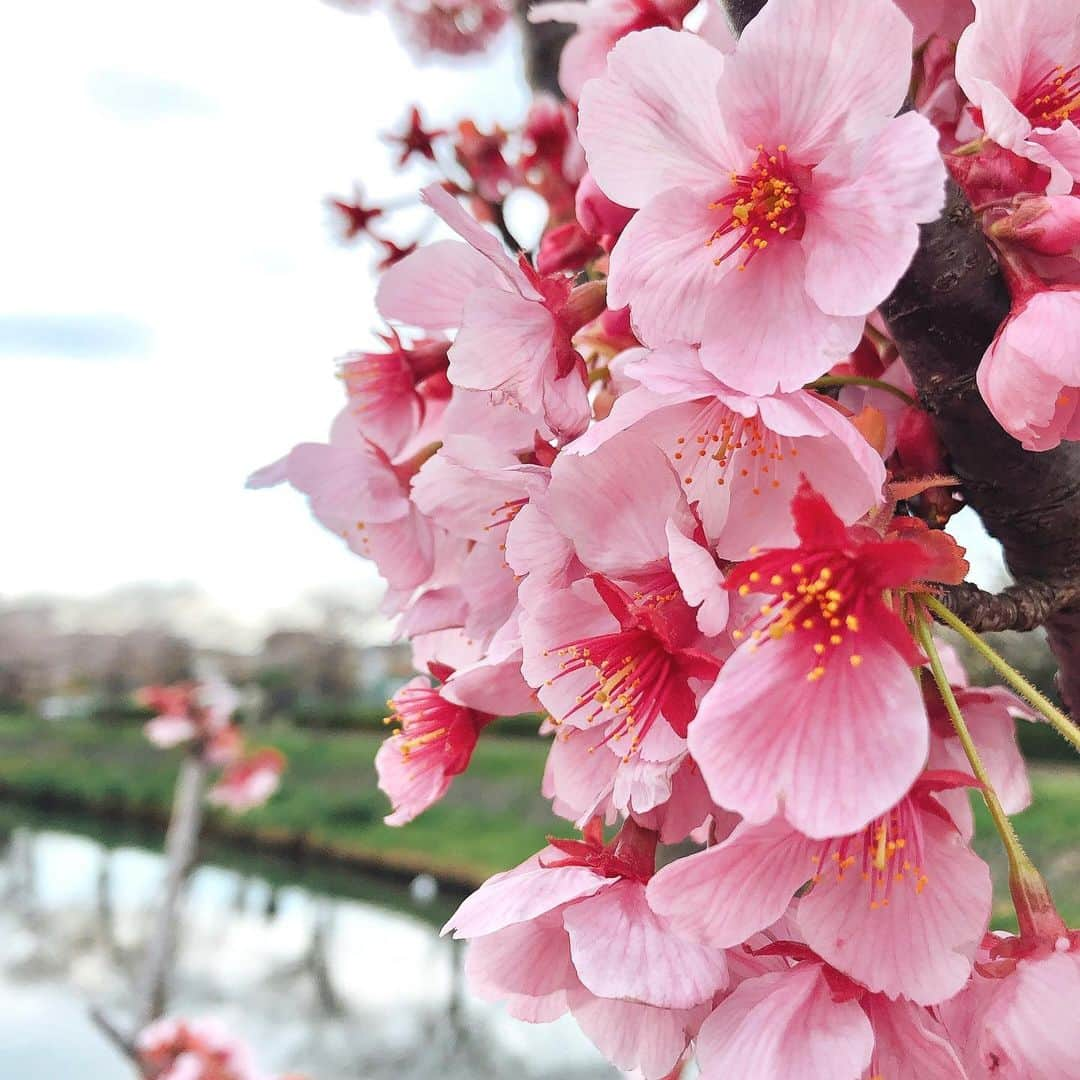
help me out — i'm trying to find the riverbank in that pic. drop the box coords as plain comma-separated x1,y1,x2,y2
1,713,1077,922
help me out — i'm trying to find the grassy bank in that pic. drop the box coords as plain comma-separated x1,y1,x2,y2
0,713,1076,925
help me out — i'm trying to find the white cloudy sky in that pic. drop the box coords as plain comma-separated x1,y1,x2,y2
1,0,532,630
0,0,1004,637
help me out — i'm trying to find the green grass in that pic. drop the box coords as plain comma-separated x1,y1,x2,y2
0,713,1076,926
0,713,558,885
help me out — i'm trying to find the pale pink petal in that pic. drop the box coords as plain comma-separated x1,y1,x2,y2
376,240,505,330
563,879,728,1009
543,724,620,825
698,242,865,395
971,949,1080,1078
695,965,874,1080
376,733,452,825
557,26,613,101
459,539,519,646
803,112,946,317
697,2,736,52
1029,122,1080,196
421,183,536,297
862,995,967,1080
647,817,815,948
721,0,913,161
577,27,733,208
569,992,709,1079
799,812,991,1005
411,435,526,541
607,185,731,347
444,859,616,938
464,912,580,1001
547,428,689,575
443,649,536,716
564,384,692,457
689,632,929,839
666,522,730,636
505,502,582,606
359,506,436,591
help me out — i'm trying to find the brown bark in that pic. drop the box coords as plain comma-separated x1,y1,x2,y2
520,0,1080,710
514,0,572,98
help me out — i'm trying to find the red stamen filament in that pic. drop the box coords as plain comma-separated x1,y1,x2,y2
1016,63,1080,127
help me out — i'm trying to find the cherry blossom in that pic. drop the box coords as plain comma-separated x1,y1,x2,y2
577,0,946,393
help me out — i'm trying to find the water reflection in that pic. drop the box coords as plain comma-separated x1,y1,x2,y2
0,819,617,1079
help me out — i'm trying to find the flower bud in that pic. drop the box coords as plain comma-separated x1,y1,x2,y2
537,220,601,274
991,195,1080,257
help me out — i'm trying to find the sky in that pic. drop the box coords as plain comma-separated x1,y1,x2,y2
0,0,1005,643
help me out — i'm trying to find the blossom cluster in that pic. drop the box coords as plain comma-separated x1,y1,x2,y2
140,683,286,812
260,0,1080,1074
135,1016,305,1080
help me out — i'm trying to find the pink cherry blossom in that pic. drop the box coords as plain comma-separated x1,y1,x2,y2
376,649,534,823
338,331,450,457
140,682,239,754
528,0,695,102
208,748,286,813
567,342,885,559
577,0,946,394
695,949,965,1080
391,0,511,56
977,288,1080,450
649,771,991,1005
941,933,1080,1078
247,407,435,592
377,183,597,439
136,1016,269,1080
956,0,1080,194
444,819,728,1077
688,482,937,839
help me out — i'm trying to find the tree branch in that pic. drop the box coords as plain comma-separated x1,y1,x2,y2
514,0,572,98
938,581,1080,634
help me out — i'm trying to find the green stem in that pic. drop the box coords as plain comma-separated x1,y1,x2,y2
914,607,1031,874
805,375,917,407
924,594,1080,755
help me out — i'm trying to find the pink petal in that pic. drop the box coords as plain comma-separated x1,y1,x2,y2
608,185,731,348
569,992,708,1079
376,240,504,331
563,880,728,1009
689,632,929,839
543,724,620,825
444,858,615,938
862,995,967,1080
666,522,730,637
799,812,991,1005
721,0,913,161
802,111,946,318
647,817,815,948
577,27,733,208
695,965,874,1080
547,429,689,575
421,183,536,297
698,241,865,395
464,913,580,1001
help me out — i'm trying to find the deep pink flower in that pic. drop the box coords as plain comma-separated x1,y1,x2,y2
339,331,450,458
577,0,946,394
649,771,992,1005
956,0,1080,194
326,186,383,241
529,0,695,102
567,342,885,559
695,949,966,1080
444,819,728,1077
377,184,597,439
246,408,435,592
140,681,239,753
383,105,444,166
977,288,1080,450
208,748,286,813
990,194,1080,257
688,482,937,838
136,1016,265,1080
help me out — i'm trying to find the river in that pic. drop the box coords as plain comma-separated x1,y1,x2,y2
0,808,618,1079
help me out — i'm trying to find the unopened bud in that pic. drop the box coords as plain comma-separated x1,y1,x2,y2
537,220,601,275
991,195,1080,257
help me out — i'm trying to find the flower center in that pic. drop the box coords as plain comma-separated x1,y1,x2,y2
1016,63,1080,128
810,800,927,909
734,558,864,681
707,146,806,271
386,687,476,775
548,628,674,760
670,400,796,494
